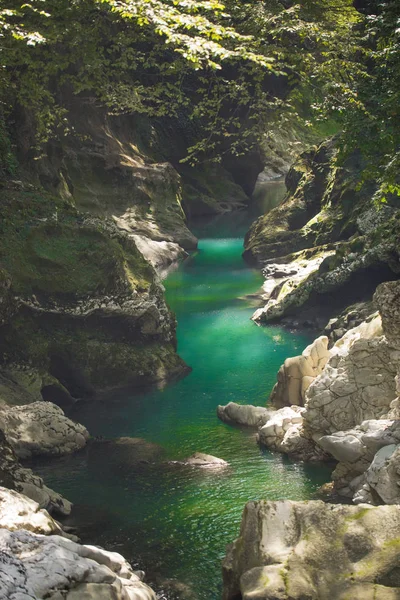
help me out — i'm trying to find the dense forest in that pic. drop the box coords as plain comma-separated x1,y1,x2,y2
1,2,400,600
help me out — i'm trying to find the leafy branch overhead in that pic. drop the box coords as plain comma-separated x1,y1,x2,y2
0,0,399,199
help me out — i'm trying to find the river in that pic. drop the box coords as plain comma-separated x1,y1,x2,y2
33,182,332,599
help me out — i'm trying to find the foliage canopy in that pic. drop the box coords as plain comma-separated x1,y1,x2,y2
0,0,399,198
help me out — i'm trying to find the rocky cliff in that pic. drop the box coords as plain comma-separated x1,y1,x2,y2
244,139,400,327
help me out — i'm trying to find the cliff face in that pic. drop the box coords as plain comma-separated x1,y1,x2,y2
0,181,189,400
244,139,400,326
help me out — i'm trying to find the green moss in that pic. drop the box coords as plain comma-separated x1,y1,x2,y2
345,507,371,522
0,309,185,392
0,186,153,299
0,182,187,394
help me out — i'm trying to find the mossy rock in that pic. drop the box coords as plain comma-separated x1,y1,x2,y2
0,183,188,396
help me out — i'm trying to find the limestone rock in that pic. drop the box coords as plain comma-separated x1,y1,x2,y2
374,280,400,349
319,419,399,465
131,234,187,276
270,336,330,409
303,318,396,436
324,301,376,346
0,401,89,459
171,452,229,468
0,487,64,536
0,528,156,600
0,429,71,516
223,499,400,600
252,249,336,324
244,139,400,323
0,190,189,395
257,406,323,459
0,269,14,327
217,402,274,427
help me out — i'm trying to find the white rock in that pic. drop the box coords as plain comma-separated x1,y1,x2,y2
223,500,400,600
0,401,89,458
217,402,273,427
0,528,156,600
270,336,331,409
0,487,63,535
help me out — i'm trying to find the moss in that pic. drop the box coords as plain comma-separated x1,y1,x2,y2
0,308,186,393
0,181,187,394
345,507,371,522
0,185,153,300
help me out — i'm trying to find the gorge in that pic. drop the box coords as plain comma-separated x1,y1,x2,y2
1,0,400,599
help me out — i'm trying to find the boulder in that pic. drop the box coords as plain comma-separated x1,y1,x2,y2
0,401,89,459
257,406,324,459
223,499,400,600
0,487,64,536
171,452,229,468
0,528,156,600
270,336,330,409
217,402,273,427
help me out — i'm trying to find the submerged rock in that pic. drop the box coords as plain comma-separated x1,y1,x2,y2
223,499,400,600
217,402,273,428
0,401,89,459
88,437,166,469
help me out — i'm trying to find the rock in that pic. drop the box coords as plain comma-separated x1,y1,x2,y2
171,452,229,468
349,444,400,505
244,138,400,324
0,429,72,516
303,317,396,436
88,437,166,468
257,406,324,459
0,188,189,396
131,234,188,276
270,336,330,408
223,499,400,600
0,528,156,600
217,402,274,427
323,301,376,346
0,401,89,459
319,419,399,465
0,269,14,328
252,249,337,324
374,280,400,349
0,487,64,536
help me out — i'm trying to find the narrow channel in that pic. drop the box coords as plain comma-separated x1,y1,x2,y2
33,182,332,599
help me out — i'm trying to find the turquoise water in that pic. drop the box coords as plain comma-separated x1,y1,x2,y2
33,188,332,599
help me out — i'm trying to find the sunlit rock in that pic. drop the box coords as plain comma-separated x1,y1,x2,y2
223,499,400,600
217,402,273,427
